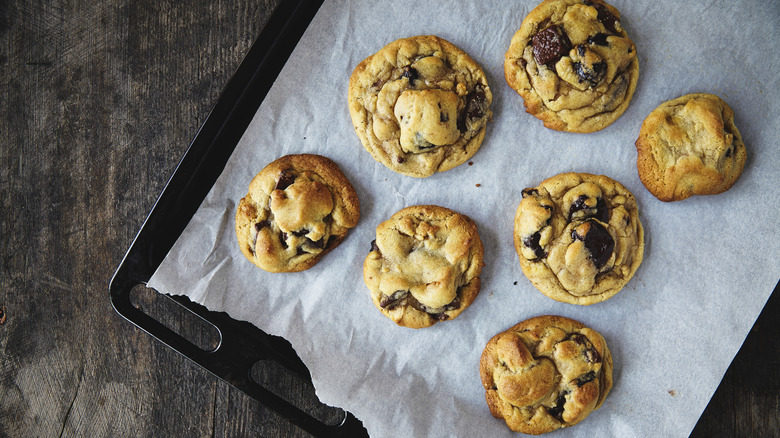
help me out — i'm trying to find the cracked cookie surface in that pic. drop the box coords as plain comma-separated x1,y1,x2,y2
505,0,638,133
349,35,492,177
235,154,360,273
635,93,747,202
480,315,613,435
363,205,484,328
514,173,643,305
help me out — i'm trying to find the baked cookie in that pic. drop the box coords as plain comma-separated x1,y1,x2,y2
635,93,747,202
235,154,360,273
514,173,643,305
504,0,638,133
480,315,613,435
348,35,493,178
363,205,484,328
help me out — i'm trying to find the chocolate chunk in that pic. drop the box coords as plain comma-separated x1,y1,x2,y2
291,229,308,237
532,25,571,68
370,239,380,253
521,188,539,197
572,220,614,268
574,59,606,86
254,220,270,232
442,295,461,312
523,231,546,259
380,290,408,310
402,66,418,83
576,371,596,387
458,85,488,131
322,235,336,250
587,33,609,46
571,333,603,364
569,194,609,223
584,0,619,33
548,392,568,420
275,169,296,190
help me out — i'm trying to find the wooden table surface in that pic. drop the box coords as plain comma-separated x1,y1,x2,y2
2,1,778,436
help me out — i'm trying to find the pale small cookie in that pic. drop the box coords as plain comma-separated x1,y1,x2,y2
480,315,613,435
363,205,484,328
235,154,360,273
635,93,747,202
505,0,638,133
348,35,493,177
514,173,643,305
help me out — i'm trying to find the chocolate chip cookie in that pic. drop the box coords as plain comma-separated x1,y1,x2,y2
635,93,747,202
348,35,493,177
363,205,484,328
505,0,639,133
235,154,360,273
480,315,613,435
514,173,644,305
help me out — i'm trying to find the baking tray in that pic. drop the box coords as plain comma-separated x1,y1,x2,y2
108,0,367,436
108,1,778,436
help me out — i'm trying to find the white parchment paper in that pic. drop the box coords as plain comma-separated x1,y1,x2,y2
148,1,780,436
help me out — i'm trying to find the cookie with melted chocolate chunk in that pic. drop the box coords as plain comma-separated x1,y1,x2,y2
514,173,644,305
504,0,639,133
635,93,747,202
480,315,613,435
363,205,484,328
235,154,360,273
348,35,493,177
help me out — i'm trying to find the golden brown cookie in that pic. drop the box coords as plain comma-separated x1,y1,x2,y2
363,205,484,328
514,173,643,305
635,93,747,202
480,315,613,435
235,154,360,273
504,0,639,133
348,35,493,177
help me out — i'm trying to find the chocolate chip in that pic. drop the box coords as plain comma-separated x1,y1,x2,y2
532,25,571,68
569,195,609,223
440,111,449,123
572,220,614,268
587,33,609,46
292,229,308,237
523,231,546,259
584,0,619,33
725,146,733,158
574,60,606,86
275,169,295,190
380,290,408,309
280,233,289,249
370,239,380,253
396,156,405,163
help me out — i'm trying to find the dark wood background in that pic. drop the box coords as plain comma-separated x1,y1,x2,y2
1,0,778,436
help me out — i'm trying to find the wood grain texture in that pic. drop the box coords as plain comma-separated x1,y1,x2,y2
0,1,778,437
